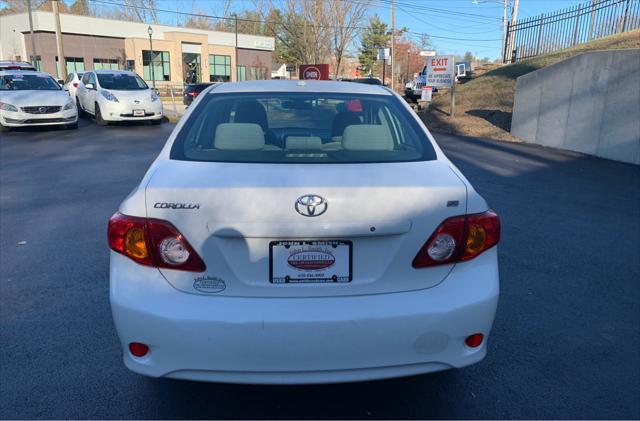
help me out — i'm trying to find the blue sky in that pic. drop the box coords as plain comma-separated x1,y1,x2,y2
80,0,587,60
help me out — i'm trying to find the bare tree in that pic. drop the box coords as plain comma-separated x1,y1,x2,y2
327,0,368,77
107,0,158,23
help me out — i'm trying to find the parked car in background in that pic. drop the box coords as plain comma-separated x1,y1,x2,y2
405,66,440,102
0,70,77,131
76,70,162,126
108,80,500,384
183,83,213,106
63,72,84,101
0,60,37,71
338,77,384,86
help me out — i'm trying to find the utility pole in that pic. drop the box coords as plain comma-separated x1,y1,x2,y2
391,0,395,91
507,0,519,62
501,0,508,61
52,0,66,79
27,0,37,68
234,14,239,82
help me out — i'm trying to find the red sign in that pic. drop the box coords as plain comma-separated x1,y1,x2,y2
355,69,361,77
299,64,329,80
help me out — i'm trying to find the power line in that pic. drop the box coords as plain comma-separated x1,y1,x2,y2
88,0,502,42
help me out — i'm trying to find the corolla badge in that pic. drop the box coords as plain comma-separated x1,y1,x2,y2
295,194,327,217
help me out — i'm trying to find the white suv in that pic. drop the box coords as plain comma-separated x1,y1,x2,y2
76,70,162,125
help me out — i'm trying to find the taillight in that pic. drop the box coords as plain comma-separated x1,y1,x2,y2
108,212,206,272
187,92,197,97
73,82,79,88
412,210,500,268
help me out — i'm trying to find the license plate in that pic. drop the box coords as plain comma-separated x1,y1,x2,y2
270,240,352,284
133,109,145,117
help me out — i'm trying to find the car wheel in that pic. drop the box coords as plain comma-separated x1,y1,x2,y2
76,98,85,118
95,104,108,126
66,121,78,130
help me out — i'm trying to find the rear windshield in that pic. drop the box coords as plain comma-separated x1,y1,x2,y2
0,74,61,91
170,92,436,164
97,73,147,90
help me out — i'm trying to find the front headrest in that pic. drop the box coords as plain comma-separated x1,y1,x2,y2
286,136,322,150
342,124,394,151
214,123,265,150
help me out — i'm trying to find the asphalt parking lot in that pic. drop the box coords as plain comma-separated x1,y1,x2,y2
1,119,638,419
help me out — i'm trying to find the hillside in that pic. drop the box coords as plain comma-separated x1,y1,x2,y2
421,29,640,141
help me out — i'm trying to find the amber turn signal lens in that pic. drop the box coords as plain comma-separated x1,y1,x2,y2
124,227,148,259
465,224,486,255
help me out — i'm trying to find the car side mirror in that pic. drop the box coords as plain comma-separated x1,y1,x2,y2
85,83,94,90
57,79,64,85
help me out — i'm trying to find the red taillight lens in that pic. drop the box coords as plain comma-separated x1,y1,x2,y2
73,82,79,88
412,210,500,268
129,342,149,357
108,212,206,272
187,92,197,97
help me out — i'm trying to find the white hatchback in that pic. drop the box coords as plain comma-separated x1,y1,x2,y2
76,70,162,125
108,81,500,384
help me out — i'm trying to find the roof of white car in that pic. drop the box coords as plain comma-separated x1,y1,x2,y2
90,70,136,75
0,70,52,77
209,80,393,95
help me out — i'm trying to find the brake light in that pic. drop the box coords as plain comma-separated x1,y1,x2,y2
187,92,197,97
108,212,206,271
73,82,79,88
412,210,500,268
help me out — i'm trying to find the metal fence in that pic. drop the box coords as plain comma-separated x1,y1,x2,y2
503,0,640,63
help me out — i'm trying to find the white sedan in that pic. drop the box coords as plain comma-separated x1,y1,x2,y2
76,70,162,125
108,80,500,384
0,70,77,131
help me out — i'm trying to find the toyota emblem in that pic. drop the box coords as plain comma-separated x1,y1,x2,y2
38,106,46,113
295,194,327,217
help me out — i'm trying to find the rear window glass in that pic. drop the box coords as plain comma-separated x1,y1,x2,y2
170,92,435,163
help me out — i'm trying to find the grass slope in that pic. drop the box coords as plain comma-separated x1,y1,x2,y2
421,29,640,141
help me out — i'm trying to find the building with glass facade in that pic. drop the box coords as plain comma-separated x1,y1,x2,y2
0,11,275,87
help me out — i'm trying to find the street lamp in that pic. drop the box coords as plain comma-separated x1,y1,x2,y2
147,25,155,90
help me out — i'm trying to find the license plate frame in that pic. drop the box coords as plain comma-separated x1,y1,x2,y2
132,109,145,117
269,240,352,284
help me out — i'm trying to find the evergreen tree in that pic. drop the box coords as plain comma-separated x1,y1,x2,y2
358,15,389,75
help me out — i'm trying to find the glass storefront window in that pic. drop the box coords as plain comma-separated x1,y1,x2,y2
209,54,231,82
237,65,247,81
56,57,85,77
142,50,170,81
93,59,119,70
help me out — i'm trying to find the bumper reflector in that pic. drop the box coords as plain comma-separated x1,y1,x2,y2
129,342,149,357
465,333,484,348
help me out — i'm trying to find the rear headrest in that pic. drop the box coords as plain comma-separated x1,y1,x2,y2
342,124,394,151
286,136,322,150
214,123,265,150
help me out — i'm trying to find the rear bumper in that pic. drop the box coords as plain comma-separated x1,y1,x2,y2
110,248,499,384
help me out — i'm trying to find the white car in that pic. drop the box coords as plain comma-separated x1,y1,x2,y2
108,80,500,384
76,70,162,125
63,71,83,101
0,70,77,131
